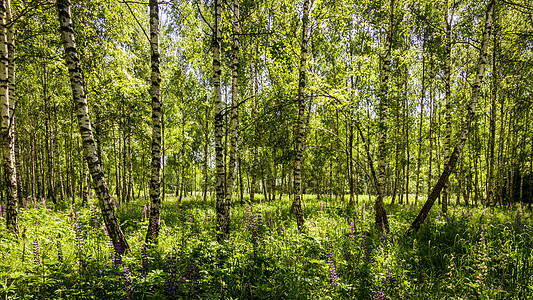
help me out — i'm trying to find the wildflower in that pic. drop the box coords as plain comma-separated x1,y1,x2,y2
74,212,83,251
166,255,179,298
251,214,258,247
326,237,338,286
33,239,40,265
475,225,488,287
446,254,455,290
361,234,376,264
122,266,134,300
141,245,149,274
374,291,385,300
349,221,356,242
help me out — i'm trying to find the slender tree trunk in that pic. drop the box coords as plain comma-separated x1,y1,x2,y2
161,108,165,203
1,0,17,234
57,0,129,253
203,99,209,202
213,0,227,241
409,0,495,233
223,0,240,237
7,11,20,206
292,0,311,233
250,55,258,204
442,0,452,214
347,119,355,211
146,0,162,243
238,155,244,203
487,27,498,207
374,0,394,232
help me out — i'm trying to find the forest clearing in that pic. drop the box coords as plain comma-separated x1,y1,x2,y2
1,0,533,298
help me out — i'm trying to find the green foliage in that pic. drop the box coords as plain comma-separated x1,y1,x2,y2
1,195,532,299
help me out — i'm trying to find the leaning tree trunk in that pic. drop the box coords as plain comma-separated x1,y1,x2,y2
1,0,18,235
292,0,311,234
56,0,129,254
409,0,495,233
146,0,162,244
223,0,240,237
213,0,227,241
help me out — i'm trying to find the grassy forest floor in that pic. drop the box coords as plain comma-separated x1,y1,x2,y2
1,193,532,299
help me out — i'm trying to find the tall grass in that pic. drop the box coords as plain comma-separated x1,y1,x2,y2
0,194,531,299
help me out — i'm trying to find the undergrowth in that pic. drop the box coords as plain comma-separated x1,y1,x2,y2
0,194,531,299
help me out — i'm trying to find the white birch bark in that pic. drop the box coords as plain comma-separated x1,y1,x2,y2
292,0,311,233
56,0,129,253
1,0,17,234
146,0,162,243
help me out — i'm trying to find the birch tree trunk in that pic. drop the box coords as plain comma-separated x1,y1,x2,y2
292,0,311,234
7,2,20,206
375,0,394,232
409,0,495,233
442,0,452,214
146,0,162,243
56,0,129,254
213,0,227,241
223,0,240,237
415,49,425,205
1,0,17,234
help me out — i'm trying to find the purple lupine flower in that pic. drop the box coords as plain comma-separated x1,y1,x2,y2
251,214,258,247
141,245,149,274
74,212,83,251
181,264,201,296
245,204,250,229
166,255,179,298
33,239,40,265
320,202,323,211
349,221,356,242
384,269,394,287
326,237,338,286
374,291,385,300
279,222,286,235
122,266,134,300
361,234,376,264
